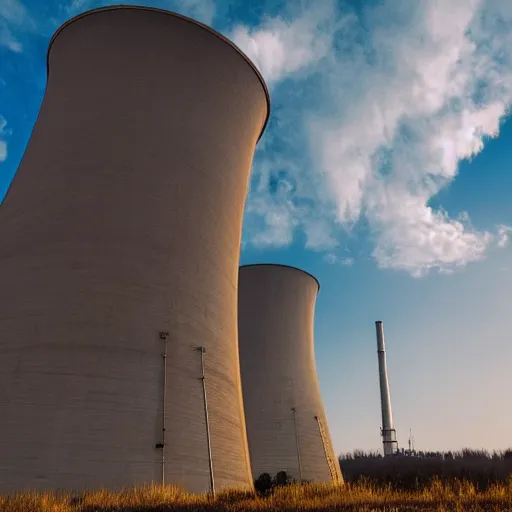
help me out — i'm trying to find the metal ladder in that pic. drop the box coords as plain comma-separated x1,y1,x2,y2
315,415,342,484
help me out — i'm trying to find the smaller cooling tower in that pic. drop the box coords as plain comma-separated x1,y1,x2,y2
238,264,343,485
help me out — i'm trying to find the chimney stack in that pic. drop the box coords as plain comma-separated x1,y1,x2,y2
375,321,398,456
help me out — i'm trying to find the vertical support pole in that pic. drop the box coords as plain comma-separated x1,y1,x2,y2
291,407,303,481
197,346,215,496
157,331,169,486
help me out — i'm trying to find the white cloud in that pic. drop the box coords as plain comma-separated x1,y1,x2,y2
0,144,6,163
304,220,339,251
316,0,512,276
65,0,94,14
370,203,493,277
497,225,512,248
0,22,23,52
0,141,6,161
0,0,28,25
324,253,354,266
176,0,215,26
239,0,512,277
64,0,216,25
246,202,296,248
242,160,298,248
0,115,8,162
0,0,30,51
324,253,337,265
232,1,339,84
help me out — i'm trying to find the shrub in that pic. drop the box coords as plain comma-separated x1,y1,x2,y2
273,470,292,487
254,472,273,495
254,471,295,496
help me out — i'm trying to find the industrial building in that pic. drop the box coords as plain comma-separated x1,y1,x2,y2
0,6,269,493
238,264,344,485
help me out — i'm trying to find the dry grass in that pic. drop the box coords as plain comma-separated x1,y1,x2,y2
2,478,512,512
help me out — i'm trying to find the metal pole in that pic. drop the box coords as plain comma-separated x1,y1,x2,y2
291,407,303,481
158,331,169,485
197,346,215,496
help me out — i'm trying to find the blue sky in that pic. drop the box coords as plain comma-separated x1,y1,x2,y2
1,0,511,455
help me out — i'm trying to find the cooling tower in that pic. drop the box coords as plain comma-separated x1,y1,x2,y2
238,264,343,485
0,6,269,493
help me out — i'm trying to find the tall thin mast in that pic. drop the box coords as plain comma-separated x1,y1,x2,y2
375,321,398,456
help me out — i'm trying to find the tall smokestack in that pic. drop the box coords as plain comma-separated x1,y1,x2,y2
375,321,398,456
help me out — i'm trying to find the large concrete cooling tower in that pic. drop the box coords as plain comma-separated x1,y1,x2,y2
0,6,269,494
238,264,343,485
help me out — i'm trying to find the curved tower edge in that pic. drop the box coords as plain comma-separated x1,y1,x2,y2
46,4,270,142
239,263,321,292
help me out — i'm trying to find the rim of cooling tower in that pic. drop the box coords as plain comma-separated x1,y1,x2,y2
46,4,271,142
239,263,321,292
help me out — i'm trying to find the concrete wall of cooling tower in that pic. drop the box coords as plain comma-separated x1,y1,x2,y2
238,265,343,485
0,6,269,494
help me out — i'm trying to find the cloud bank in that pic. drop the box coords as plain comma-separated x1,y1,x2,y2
234,0,512,276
